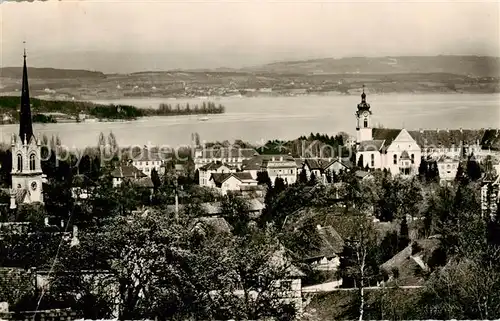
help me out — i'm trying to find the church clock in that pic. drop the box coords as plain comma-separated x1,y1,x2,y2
31,181,37,191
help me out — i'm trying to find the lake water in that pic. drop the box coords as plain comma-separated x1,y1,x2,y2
0,93,499,149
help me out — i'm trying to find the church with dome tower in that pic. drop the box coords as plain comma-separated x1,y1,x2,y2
9,49,44,209
355,86,422,176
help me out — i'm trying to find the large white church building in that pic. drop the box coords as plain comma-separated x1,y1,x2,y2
355,88,422,176
9,50,45,209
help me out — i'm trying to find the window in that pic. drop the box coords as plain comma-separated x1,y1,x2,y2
371,154,375,167
393,154,397,165
281,280,292,292
145,161,148,166
410,154,414,164
364,118,368,128
29,154,36,171
17,154,22,172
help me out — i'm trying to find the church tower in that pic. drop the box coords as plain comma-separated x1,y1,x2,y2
10,48,44,209
355,85,373,144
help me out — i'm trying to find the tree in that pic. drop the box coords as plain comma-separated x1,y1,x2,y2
338,213,379,321
257,171,272,186
151,168,161,191
309,172,317,185
357,154,364,168
466,155,481,181
298,168,308,185
274,177,286,194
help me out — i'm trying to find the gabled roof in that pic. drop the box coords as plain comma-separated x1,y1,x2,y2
305,225,345,260
111,164,147,179
200,162,236,171
210,172,255,186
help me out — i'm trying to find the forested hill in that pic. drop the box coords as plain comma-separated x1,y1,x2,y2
243,56,500,77
0,67,106,79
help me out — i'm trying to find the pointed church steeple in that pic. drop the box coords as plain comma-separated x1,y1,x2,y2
20,45,34,144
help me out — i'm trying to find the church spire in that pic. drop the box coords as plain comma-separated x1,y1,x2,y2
20,43,34,143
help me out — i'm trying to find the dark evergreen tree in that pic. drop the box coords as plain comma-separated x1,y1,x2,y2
151,168,162,191
298,167,308,184
257,171,272,186
357,154,364,168
274,177,286,195
418,157,427,180
309,172,317,185
466,155,482,181
399,217,410,251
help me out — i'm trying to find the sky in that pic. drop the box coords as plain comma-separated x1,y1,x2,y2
1,0,499,73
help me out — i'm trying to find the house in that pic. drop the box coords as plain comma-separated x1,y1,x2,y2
110,164,154,189
198,162,237,186
208,172,258,195
435,155,460,183
481,174,500,217
242,154,298,185
303,225,344,272
130,148,164,177
194,147,258,170
380,238,441,286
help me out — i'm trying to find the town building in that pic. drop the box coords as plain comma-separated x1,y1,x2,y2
301,157,352,183
130,148,165,177
481,173,500,217
194,147,258,170
198,162,237,186
110,163,154,189
9,51,45,209
435,155,460,183
208,172,258,195
241,154,298,185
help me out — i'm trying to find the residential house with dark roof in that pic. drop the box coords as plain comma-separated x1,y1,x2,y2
110,164,154,190
194,147,258,170
302,157,352,183
198,161,237,186
303,224,345,272
208,172,258,195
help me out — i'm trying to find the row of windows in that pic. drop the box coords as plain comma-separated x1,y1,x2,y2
16,154,37,171
135,160,161,166
392,154,415,165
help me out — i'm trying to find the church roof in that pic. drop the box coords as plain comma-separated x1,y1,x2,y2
19,50,34,144
372,128,401,146
358,140,385,152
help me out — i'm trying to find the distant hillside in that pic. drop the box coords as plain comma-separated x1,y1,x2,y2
243,56,500,77
0,67,106,79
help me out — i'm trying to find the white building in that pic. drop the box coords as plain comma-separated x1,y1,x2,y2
198,162,237,186
194,147,258,170
355,89,421,176
110,164,154,189
435,155,460,183
242,154,298,185
208,172,258,195
130,148,164,177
